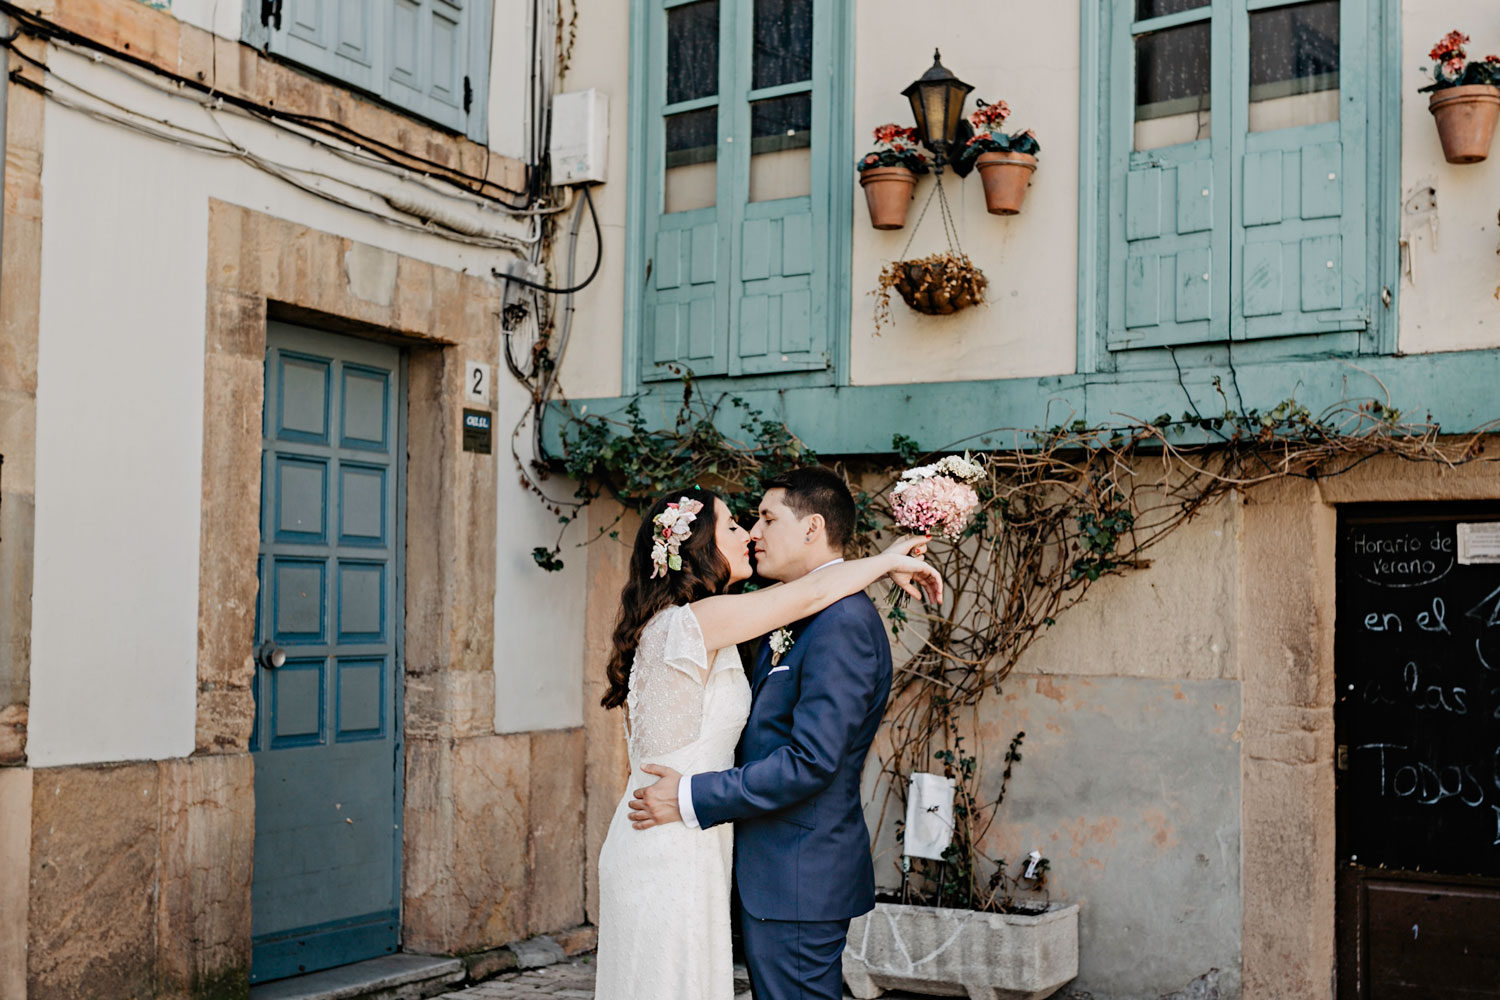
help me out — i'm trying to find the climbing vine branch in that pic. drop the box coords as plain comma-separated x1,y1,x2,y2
537,376,1498,911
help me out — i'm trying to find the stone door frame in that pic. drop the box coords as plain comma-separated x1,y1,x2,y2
200,199,501,951
1240,461,1500,997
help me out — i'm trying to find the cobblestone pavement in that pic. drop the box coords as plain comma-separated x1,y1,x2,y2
437,953,952,999
435,954,755,999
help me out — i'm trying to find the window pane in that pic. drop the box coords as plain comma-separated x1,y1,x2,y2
665,108,717,213
667,0,719,105
1134,21,1211,150
1249,0,1339,132
1135,0,1208,20
750,94,811,201
753,0,813,90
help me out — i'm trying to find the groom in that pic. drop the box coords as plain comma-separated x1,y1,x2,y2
628,467,893,1000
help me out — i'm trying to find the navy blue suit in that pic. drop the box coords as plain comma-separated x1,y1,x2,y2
690,593,892,999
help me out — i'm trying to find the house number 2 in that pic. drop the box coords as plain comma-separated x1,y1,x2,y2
465,360,492,407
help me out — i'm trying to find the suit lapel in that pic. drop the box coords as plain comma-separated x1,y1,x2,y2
750,617,810,700
749,634,774,698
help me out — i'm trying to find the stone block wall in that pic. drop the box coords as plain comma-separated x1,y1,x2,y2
19,755,252,1000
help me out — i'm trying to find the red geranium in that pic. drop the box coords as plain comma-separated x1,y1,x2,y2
1430,30,1469,62
873,124,919,147
1420,29,1500,91
857,124,930,173
968,100,1011,130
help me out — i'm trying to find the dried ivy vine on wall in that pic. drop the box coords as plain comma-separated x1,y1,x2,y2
529,376,1497,911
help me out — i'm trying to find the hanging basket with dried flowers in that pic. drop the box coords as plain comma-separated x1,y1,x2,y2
874,251,988,328
870,165,986,330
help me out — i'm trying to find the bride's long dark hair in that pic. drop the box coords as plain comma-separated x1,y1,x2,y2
602,490,733,710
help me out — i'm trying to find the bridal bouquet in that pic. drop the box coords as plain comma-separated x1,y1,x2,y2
891,454,984,541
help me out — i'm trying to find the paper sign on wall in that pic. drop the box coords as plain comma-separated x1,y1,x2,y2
1457,522,1500,564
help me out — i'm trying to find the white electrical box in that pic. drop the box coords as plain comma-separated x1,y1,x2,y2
549,89,609,186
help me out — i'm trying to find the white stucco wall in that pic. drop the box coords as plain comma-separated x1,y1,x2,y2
556,0,1087,395
487,0,536,162
493,404,589,734
166,0,534,162
27,46,584,765
556,0,1500,399
848,0,1081,385
546,0,632,400
29,80,208,767
1398,1,1500,353
170,0,243,38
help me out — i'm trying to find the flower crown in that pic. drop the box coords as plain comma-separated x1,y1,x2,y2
650,497,704,578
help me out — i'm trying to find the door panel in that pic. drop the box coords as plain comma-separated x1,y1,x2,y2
251,323,404,983
1335,505,1500,999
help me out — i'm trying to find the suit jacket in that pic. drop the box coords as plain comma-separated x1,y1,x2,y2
690,592,892,922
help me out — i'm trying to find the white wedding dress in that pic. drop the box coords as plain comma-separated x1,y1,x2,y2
595,604,752,1000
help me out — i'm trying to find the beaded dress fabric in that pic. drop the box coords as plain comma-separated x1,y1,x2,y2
595,604,752,1000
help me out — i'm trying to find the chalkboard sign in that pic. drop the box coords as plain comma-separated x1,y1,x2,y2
1337,507,1500,878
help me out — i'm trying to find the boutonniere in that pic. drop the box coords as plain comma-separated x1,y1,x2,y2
769,628,795,666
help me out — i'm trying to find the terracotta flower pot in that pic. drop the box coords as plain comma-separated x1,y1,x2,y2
859,167,918,230
973,151,1037,215
1429,84,1500,164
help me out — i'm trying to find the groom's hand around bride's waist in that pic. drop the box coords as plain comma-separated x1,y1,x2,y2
628,763,683,829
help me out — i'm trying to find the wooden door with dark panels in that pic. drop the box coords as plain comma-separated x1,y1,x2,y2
1335,505,1500,999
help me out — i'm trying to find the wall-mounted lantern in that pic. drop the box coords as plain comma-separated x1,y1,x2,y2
901,49,975,175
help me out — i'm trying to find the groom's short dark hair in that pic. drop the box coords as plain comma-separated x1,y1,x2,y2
765,467,857,550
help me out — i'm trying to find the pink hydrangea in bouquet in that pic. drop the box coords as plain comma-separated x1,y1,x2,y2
891,454,985,541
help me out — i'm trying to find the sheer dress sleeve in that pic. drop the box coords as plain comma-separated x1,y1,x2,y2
626,605,710,763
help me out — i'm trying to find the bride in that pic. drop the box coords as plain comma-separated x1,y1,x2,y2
594,487,939,999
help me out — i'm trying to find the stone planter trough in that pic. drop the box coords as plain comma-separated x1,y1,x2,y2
842,900,1079,1000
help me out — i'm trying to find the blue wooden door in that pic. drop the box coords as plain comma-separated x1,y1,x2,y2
251,323,405,983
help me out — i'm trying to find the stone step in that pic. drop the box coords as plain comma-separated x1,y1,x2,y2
250,954,466,1000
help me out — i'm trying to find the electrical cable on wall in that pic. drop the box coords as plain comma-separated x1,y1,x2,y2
492,186,602,295
0,0,533,205
2,40,550,250
4,0,601,483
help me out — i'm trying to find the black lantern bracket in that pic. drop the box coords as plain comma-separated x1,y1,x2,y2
902,49,977,178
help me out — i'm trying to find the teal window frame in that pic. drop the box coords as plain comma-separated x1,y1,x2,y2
1076,0,1401,375
243,0,494,145
621,0,856,394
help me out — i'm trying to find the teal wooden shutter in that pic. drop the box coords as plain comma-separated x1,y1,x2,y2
639,0,833,383
642,0,732,382
262,0,383,94
385,0,490,139
1105,0,1366,353
1108,2,1231,352
728,0,829,376
1231,0,1365,339
251,1,491,144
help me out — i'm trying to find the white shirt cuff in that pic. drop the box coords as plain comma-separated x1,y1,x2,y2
678,774,700,829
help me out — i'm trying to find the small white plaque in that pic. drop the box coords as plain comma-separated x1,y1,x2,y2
464,361,492,407
1457,522,1500,564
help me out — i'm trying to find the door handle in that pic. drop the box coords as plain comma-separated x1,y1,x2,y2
257,640,287,670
